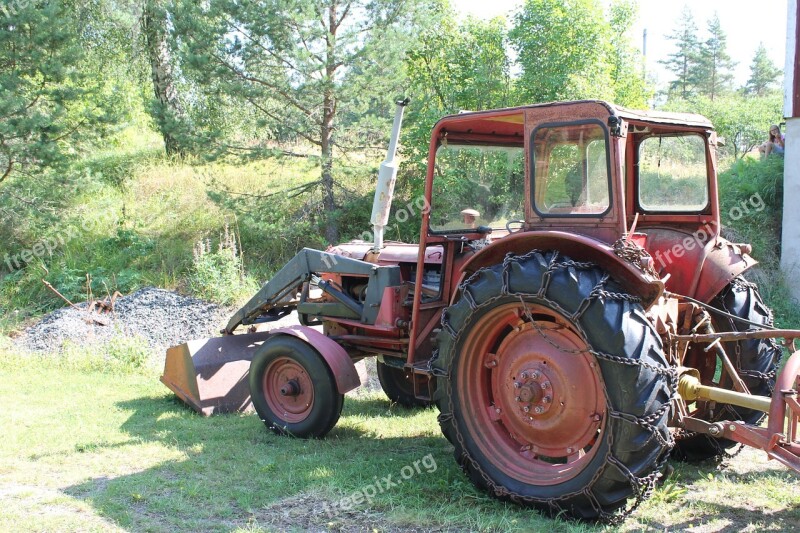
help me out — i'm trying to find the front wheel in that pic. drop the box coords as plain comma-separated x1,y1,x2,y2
432,251,675,520
249,335,343,438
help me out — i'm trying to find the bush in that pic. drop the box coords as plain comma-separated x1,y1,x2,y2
718,156,784,266
189,224,257,305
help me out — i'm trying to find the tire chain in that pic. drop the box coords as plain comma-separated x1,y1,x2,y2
432,252,677,524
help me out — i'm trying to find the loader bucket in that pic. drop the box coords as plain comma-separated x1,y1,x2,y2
161,331,273,416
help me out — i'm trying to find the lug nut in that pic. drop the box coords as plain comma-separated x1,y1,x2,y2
542,396,552,404
534,406,544,414
514,396,521,402
514,382,521,389
531,371,540,380
523,406,530,413
520,372,528,380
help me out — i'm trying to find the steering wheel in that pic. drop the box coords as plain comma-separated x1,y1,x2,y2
505,220,524,233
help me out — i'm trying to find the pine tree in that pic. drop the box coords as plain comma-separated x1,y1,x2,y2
745,43,782,96
0,1,115,186
660,7,701,99
175,0,426,244
694,13,736,100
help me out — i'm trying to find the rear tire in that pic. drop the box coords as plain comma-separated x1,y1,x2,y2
376,361,432,408
432,251,674,520
249,335,343,438
674,277,783,461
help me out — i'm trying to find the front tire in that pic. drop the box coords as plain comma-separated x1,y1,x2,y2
432,251,675,520
249,335,343,438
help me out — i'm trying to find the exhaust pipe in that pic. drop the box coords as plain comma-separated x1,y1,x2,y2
371,97,410,251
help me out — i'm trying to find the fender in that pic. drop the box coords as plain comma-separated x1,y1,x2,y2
693,237,757,303
462,230,664,308
269,325,361,394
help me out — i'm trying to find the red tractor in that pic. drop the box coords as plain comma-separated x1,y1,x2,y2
162,99,800,520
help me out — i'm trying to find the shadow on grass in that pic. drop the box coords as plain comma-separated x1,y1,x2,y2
637,458,800,531
643,498,799,532
62,393,462,532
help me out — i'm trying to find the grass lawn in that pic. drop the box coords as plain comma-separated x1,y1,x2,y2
0,352,798,532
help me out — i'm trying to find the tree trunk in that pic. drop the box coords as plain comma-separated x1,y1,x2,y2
320,3,339,244
142,0,185,157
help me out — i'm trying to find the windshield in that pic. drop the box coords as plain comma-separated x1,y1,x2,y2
532,121,611,216
638,134,709,212
429,144,525,233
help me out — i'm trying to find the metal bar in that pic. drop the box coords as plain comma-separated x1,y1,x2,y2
769,350,800,436
672,329,800,343
679,374,772,412
710,343,751,394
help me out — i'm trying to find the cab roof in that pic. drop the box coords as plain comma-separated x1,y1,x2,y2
435,100,714,138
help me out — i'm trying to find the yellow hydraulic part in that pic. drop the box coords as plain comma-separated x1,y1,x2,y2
678,372,772,413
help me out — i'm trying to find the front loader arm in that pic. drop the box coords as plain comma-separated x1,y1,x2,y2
224,248,400,334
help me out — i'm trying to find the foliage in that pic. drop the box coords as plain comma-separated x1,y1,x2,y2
510,0,648,105
665,93,783,160
607,0,651,109
660,7,702,99
0,0,117,187
189,224,256,305
745,43,783,96
173,0,431,242
693,13,736,100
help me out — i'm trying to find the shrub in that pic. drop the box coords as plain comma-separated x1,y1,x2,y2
189,223,256,305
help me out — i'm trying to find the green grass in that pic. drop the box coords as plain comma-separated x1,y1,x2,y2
0,351,797,532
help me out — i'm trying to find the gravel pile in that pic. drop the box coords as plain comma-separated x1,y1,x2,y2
16,287,230,355
15,286,383,391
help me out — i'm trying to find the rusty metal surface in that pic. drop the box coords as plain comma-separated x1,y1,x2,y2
269,325,360,394
161,331,273,416
459,230,664,308
330,241,443,266
455,301,605,486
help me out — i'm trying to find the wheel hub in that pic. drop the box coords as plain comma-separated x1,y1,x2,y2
280,379,301,397
514,369,551,414
263,357,315,423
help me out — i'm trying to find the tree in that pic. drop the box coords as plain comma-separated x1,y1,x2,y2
666,93,783,160
403,8,514,198
509,0,649,106
175,0,425,243
745,43,782,96
510,0,614,103
694,13,736,100
608,0,652,108
0,1,115,187
142,0,187,156
660,6,701,99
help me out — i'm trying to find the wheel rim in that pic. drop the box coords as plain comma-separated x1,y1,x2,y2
263,356,315,424
456,301,606,486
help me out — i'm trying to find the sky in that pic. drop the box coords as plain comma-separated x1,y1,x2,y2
452,0,789,90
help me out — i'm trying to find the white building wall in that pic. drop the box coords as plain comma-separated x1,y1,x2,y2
781,0,800,299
